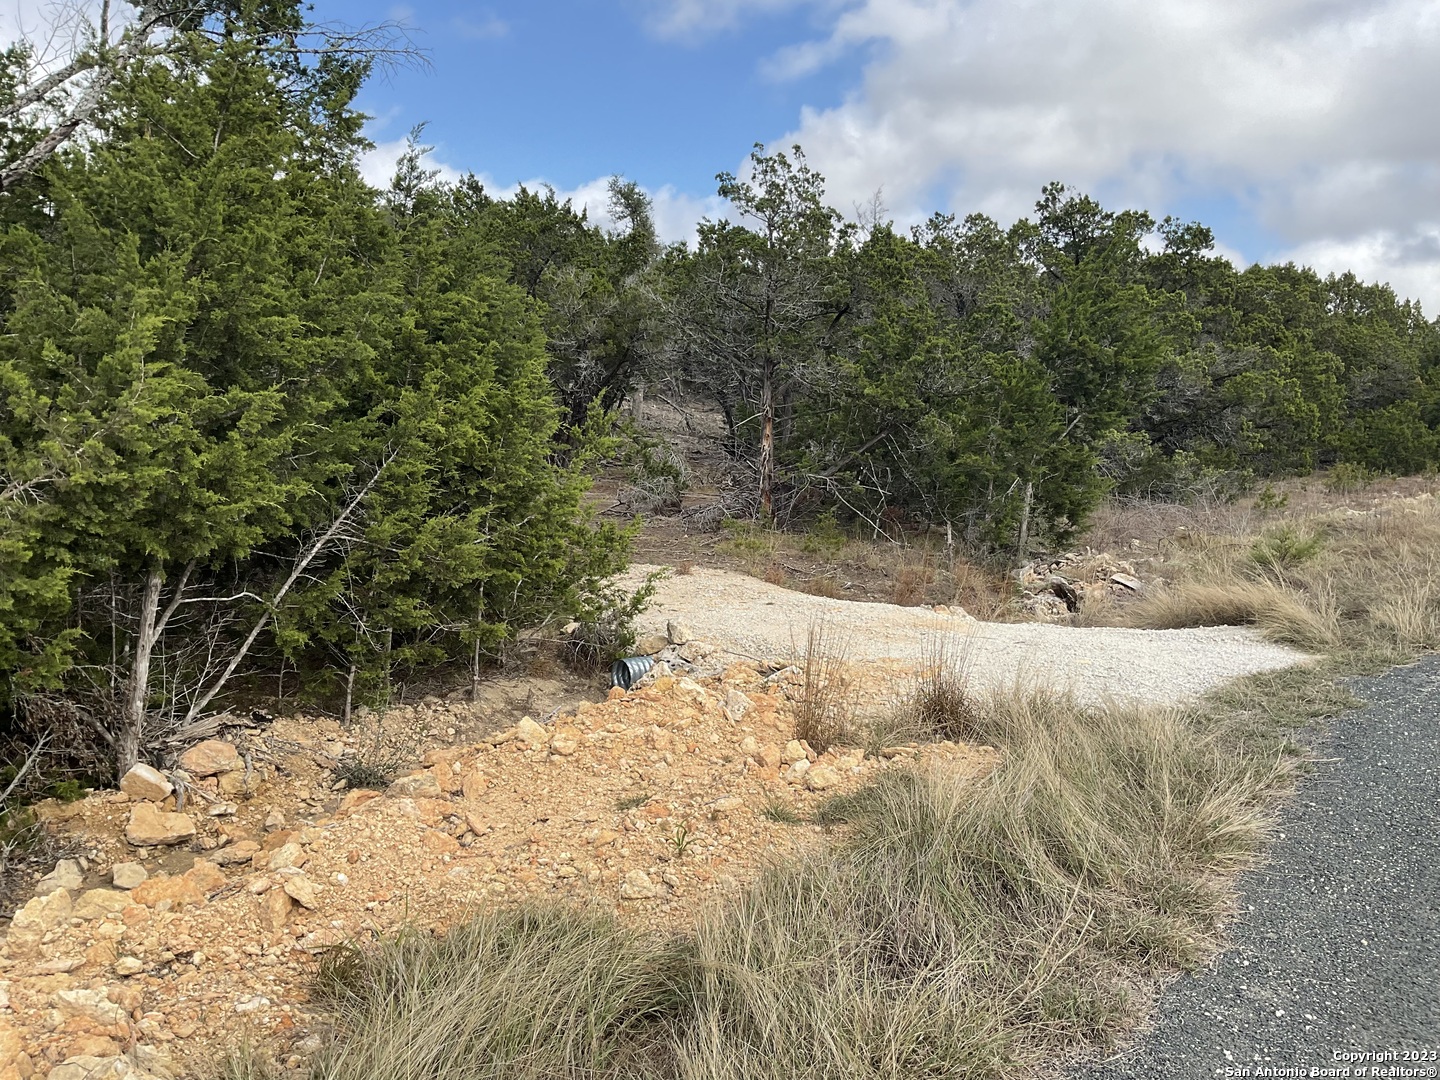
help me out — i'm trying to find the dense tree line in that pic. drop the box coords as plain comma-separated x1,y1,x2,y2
2,5,1437,781
0,6,628,778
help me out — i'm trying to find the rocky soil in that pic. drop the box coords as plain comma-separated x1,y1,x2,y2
1,559,1313,1080
0,661,995,1080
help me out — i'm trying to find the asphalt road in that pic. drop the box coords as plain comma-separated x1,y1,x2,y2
1077,655,1440,1079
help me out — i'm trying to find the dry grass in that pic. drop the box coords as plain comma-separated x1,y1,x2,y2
792,621,858,754
906,633,982,742
253,479,1440,1080
1116,483,1440,661
1130,581,1340,650
290,683,1295,1080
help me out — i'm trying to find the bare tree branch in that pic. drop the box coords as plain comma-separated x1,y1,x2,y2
180,450,397,725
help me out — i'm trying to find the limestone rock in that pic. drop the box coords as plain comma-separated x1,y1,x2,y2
460,770,488,801
803,766,841,791
260,888,293,931
758,743,783,769
723,689,752,723
386,772,442,799
185,860,226,894
635,633,669,655
737,735,760,758
282,874,319,910
263,808,286,831
119,763,173,803
783,759,811,785
549,728,582,756
1110,572,1144,592
130,874,204,910
266,842,305,871
618,869,660,900
125,803,195,847
207,801,238,817
216,770,251,797
111,862,148,890
114,957,145,977
72,888,130,920
666,619,693,645
48,1056,144,1080
35,956,84,974
708,796,745,819
177,739,241,777
514,716,551,747
8,889,72,956
53,987,128,1026
212,840,261,866
35,857,83,896
781,740,808,765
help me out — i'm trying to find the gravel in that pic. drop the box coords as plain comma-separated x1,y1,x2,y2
1074,655,1440,1078
623,565,1307,707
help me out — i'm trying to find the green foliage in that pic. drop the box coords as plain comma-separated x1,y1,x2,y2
0,12,629,772
1325,462,1377,494
1251,526,1326,573
1255,484,1289,512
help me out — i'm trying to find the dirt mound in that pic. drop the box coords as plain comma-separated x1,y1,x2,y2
0,664,995,1079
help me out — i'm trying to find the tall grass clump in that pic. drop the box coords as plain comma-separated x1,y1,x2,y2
678,687,1289,1080
792,620,857,754
1129,581,1339,650
907,632,982,741
306,905,692,1080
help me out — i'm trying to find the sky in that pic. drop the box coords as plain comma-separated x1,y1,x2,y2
4,0,1439,312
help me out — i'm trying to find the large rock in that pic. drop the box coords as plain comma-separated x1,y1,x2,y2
125,804,195,847
111,863,148,890
73,888,131,920
53,987,128,1025
803,766,841,791
618,869,660,900
259,888,293,932
7,888,72,957
635,633,669,655
212,840,261,866
385,773,441,800
282,874,319,910
548,728,582,756
514,717,550,747
177,739,241,777
35,858,83,896
666,619,693,645
119,763,173,802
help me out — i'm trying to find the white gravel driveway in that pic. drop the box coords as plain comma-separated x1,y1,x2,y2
622,565,1308,707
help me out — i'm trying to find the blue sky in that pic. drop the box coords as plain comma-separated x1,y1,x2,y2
335,1,865,201
324,1,1439,310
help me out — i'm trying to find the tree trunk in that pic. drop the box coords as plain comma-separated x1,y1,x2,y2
117,564,163,776
1017,480,1035,559
343,664,357,726
758,353,776,518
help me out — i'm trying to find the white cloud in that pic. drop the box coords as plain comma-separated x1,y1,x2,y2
1273,229,1440,314
468,173,727,248
358,136,465,190
745,0,1440,310
641,0,835,41
452,13,507,41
